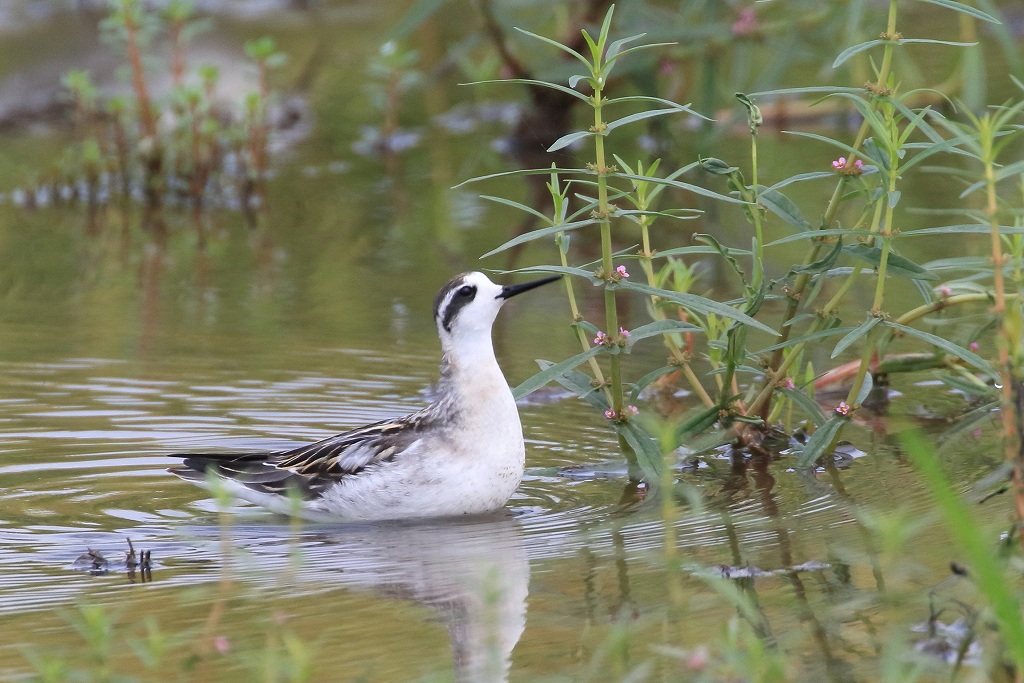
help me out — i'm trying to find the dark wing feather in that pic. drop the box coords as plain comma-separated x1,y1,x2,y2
169,410,433,500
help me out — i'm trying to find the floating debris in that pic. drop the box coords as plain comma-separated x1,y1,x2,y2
72,548,109,575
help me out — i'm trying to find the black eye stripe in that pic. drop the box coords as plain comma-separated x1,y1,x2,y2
441,284,477,331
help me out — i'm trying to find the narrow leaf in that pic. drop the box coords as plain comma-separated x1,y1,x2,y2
605,108,691,134
832,39,885,69
548,130,593,153
618,280,779,335
844,244,939,280
758,325,855,353
759,188,813,231
513,346,604,399
617,421,663,482
778,387,826,426
796,415,847,468
480,218,598,258
462,77,589,103
914,0,999,23
885,321,995,377
629,365,679,403
625,319,703,346
794,236,844,275
833,315,881,358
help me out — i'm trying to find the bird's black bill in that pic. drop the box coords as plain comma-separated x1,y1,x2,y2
497,274,562,299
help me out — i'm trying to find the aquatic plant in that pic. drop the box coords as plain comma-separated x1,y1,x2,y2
464,0,1024,512
12,0,287,228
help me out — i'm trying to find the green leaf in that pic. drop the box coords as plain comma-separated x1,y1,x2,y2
766,229,863,247
604,32,646,62
606,96,711,120
758,325,855,353
676,404,721,441
794,236,844,275
625,320,702,347
461,78,590,103
885,321,996,377
479,195,550,222
604,108,693,134
796,415,847,468
844,244,939,280
490,264,602,284
854,371,874,407
611,172,748,205
895,224,1024,238
454,167,586,189
480,218,599,258
784,130,862,161
759,188,813,231
700,157,739,175
694,233,746,282
513,346,604,400
618,280,779,336
832,39,885,69
548,130,594,153
629,365,679,403
735,92,762,132
765,171,836,193
550,367,610,410
513,27,592,67
778,387,826,426
748,86,866,98
832,315,881,358
617,420,664,483
902,431,1024,673
914,0,1000,23
654,246,752,258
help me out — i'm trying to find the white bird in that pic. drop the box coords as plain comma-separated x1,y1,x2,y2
169,271,560,521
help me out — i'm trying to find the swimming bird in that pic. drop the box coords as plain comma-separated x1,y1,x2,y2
169,271,560,521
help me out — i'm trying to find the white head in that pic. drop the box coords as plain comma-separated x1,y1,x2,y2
432,272,560,353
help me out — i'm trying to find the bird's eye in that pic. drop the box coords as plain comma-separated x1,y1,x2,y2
458,285,475,297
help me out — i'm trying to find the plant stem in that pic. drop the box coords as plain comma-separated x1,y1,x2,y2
984,145,1024,539
593,88,624,416
557,232,611,399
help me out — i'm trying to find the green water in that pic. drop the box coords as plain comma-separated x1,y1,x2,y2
0,2,1019,682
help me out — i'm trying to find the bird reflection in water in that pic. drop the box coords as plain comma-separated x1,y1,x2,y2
204,512,529,683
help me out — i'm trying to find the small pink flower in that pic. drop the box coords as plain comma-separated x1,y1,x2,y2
835,401,851,416
627,405,639,416
594,331,609,345
972,428,983,438
783,377,795,389
731,8,758,37
832,158,864,174
619,327,630,339
939,285,952,297
604,408,616,419
213,636,230,654
615,265,630,278
969,341,980,352
685,645,709,671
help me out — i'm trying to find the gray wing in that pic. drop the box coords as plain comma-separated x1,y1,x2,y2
170,410,433,499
